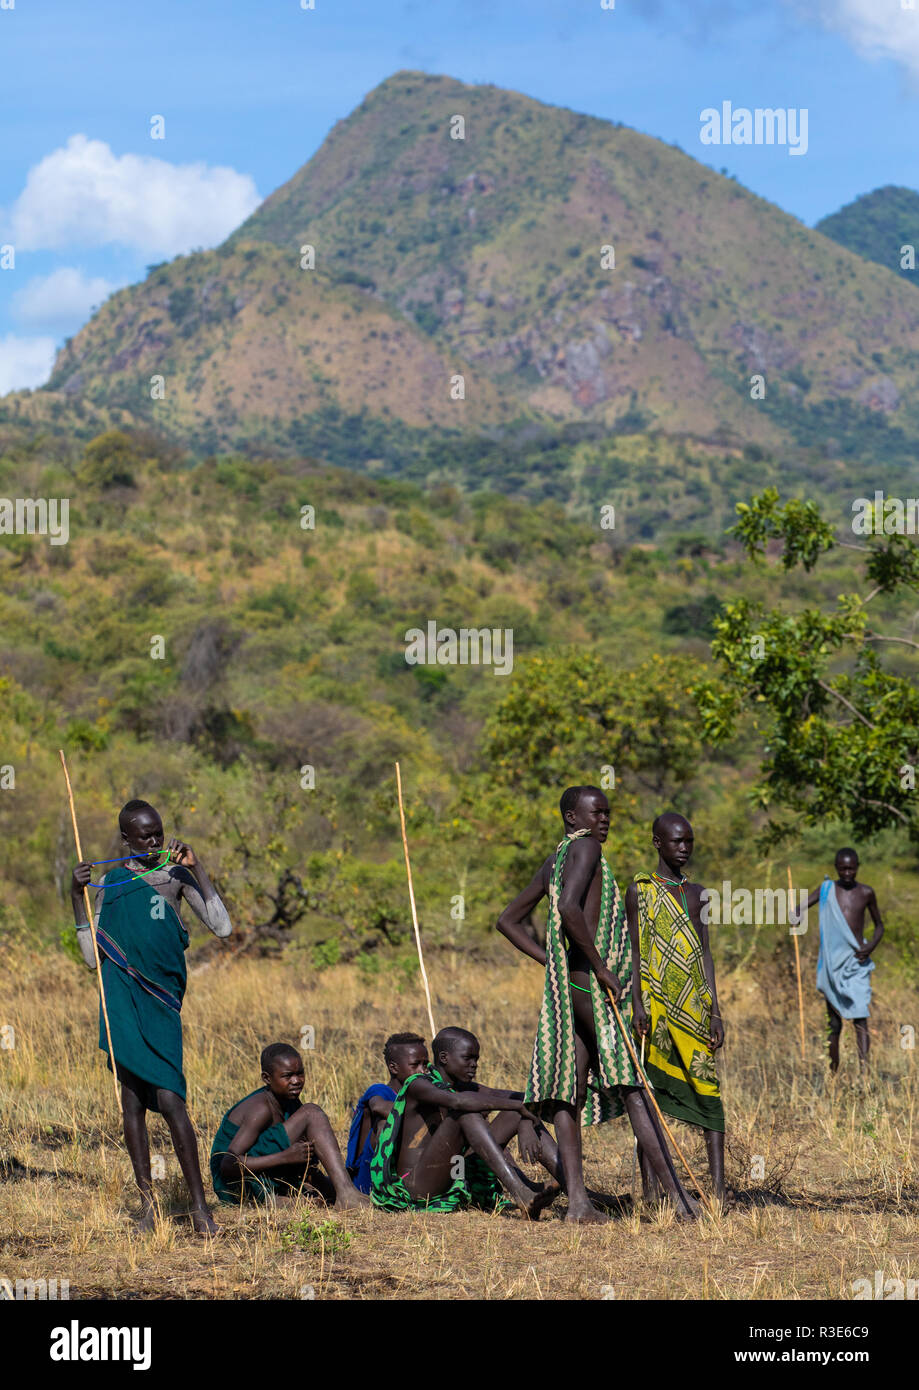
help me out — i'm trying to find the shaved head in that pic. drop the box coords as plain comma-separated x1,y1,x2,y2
652,811,692,840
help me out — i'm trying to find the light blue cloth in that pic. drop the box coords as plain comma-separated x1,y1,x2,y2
817,877,874,1019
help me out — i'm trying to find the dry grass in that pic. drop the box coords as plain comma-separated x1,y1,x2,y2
1,944,917,1300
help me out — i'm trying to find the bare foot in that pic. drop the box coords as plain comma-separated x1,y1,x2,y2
333,1187,370,1210
564,1200,609,1224
190,1207,221,1237
132,1208,157,1233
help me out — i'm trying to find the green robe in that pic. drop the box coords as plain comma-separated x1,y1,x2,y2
525,829,639,1123
210,1087,303,1205
94,865,188,1108
370,1067,509,1213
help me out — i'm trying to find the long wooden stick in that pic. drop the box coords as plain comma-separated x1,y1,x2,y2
59,750,122,1117
788,865,806,1061
395,762,436,1039
605,988,717,1218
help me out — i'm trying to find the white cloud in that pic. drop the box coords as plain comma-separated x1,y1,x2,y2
11,266,119,332
0,334,57,395
803,1,919,84
7,135,260,257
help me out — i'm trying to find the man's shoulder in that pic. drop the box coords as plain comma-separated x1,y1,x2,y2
228,1089,273,1125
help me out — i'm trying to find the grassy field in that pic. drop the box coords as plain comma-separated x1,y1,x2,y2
1,942,916,1301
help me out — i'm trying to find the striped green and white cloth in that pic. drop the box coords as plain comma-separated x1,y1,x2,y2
525,829,639,1123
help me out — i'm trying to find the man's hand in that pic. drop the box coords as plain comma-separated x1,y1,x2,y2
855,946,871,964
283,1139,313,1166
167,838,197,869
596,965,623,1001
516,1118,541,1165
709,1016,725,1050
633,999,650,1038
71,862,91,898
515,1101,540,1125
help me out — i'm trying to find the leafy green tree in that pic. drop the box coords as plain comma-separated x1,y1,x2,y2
694,488,919,847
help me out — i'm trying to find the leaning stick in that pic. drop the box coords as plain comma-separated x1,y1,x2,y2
395,762,436,1039
788,865,806,1061
605,988,717,1218
59,750,122,1117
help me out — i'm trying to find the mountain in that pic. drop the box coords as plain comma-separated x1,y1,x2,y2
18,70,919,509
816,185,919,283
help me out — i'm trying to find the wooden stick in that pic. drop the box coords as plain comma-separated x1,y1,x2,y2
605,988,717,1218
788,865,806,1061
395,762,436,1040
59,750,122,1117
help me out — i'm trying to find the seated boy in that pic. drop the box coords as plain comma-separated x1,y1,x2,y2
210,1043,368,1209
370,1026,561,1218
346,1033,428,1193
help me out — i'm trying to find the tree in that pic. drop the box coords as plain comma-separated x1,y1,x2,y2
693,488,919,847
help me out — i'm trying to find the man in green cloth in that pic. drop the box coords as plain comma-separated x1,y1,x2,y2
627,811,726,1203
71,799,231,1235
210,1043,368,1209
370,1027,561,1216
498,786,697,1222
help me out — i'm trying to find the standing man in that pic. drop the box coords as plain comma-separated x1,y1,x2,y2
796,848,882,1070
71,799,231,1235
627,812,726,1203
497,787,697,1223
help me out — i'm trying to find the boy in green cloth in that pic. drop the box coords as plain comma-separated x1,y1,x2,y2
71,799,231,1236
211,1043,368,1209
370,1027,561,1216
627,812,726,1202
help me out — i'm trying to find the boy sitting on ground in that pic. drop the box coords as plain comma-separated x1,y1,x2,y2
210,1043,367,1209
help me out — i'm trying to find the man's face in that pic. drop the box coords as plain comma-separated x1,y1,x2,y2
123,808,164,865
836,854,858,886
264,1055,304,1102
389,1042,429,1085
654,819,694,870
568,791,610,842
440,1038,480,1085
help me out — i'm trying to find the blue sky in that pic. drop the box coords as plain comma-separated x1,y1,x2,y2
1,0,918,393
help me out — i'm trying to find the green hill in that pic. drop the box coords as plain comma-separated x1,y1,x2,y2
816,185,919,283
10,69,919,526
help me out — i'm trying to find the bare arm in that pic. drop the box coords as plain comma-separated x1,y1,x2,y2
557,838,622,995
408,1075,535,1119
858,888,884,959
789,885,822,924
625,883,648,1034
168,841,232,938
690,884,723,1050
496,863,549,965
219,1099,306,1180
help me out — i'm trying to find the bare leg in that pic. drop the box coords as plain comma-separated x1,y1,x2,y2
623,1090,697,1217
284,1103,368,1209
121,1082,156,1232
488,1108,563,1188
827,1003,842,1072
156,1088,218,1236
704,1129,725,1202
555,992,612,1223
854,1018,869,1069
404,1110,553,1217
637,1142,662,1203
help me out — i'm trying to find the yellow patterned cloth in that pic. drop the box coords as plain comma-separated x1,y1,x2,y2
634,872,724,1132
